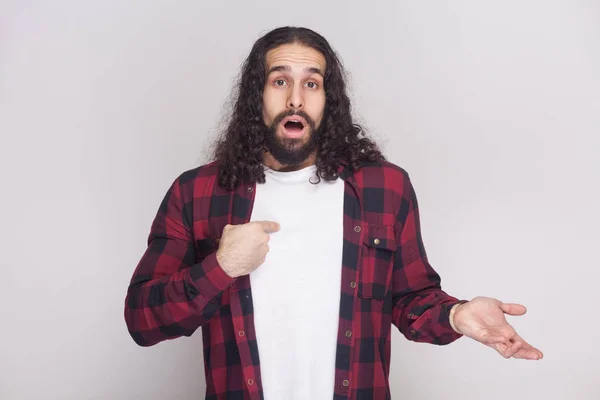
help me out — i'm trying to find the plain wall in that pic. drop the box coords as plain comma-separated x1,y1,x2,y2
1,1,599,399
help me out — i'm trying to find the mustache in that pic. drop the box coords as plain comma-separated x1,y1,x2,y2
271,110,316,130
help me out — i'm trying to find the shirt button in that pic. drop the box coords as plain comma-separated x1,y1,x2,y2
354,225,361,233
350,281,356,289
408,312,414,318
247,378,254,386
247,187,254,192
238,330,245,337
345,330,352,338
410,329,416,336
373,238,380,245
342,379,350,387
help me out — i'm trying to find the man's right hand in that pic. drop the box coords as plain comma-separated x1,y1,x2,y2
216,221,280,278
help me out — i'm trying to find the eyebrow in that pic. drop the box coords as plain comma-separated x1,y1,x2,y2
267,65,324,77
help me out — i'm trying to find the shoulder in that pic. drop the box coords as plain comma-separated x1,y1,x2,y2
170,160,221,199
353,159,412,190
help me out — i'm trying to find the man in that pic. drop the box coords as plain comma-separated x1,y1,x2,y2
124,26,543,400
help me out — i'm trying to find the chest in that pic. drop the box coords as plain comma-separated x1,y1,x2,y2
250,179,346,299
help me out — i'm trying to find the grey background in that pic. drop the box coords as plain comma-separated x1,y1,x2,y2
1,1,599,399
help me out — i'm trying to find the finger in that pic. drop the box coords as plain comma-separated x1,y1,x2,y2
513,347,542,360
255,221,281,233
503,340,524,359
491,342,509,358
512,335,543,360
501,302,527,316
493,340,521,359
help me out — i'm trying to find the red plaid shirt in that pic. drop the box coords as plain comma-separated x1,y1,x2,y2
124,160,465,400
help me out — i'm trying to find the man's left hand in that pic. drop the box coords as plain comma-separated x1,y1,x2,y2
452,296,543,360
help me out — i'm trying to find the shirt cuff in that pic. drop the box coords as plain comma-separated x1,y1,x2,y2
189,252,236,300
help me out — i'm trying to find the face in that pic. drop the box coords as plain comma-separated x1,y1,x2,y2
261,43,326,168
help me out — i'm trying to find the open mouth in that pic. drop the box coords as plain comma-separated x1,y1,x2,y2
282,118,306,138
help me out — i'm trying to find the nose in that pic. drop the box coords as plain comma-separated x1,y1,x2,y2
287,84,303,110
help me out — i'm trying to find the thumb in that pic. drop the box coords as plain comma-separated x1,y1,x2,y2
501,302,527,316
255,220,281,233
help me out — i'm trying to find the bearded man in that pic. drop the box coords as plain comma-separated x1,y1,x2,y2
125,26,543,400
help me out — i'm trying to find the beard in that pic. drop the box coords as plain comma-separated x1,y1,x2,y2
263,110,320,166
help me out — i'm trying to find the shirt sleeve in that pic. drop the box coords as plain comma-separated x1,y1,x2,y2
391,172,466,345
124,175,234,347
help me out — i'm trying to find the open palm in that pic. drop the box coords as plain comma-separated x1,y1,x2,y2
453,296,543,360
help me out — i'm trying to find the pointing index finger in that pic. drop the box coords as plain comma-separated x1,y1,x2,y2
254,220,281,233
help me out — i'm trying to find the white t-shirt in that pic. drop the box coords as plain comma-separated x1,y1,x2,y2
249,164,345,400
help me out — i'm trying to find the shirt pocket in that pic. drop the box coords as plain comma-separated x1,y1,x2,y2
358,224,396,300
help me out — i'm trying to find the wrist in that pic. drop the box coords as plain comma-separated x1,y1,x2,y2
449,301,467,334
216,250,235,278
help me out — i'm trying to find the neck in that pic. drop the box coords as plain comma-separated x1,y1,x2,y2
262,150,317,172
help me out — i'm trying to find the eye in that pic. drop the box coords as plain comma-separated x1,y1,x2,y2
306,82,318,89
274,79,287,87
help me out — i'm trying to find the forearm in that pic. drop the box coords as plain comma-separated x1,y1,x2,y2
391,171,468,344
124,252,234,346
392,285,465,345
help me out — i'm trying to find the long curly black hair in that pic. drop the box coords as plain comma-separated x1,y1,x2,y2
211,26,384,190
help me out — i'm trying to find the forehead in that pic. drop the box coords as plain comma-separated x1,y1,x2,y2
265,43,326,72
